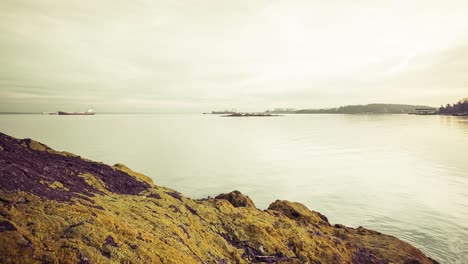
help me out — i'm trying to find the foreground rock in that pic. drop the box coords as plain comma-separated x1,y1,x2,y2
0,132,438,263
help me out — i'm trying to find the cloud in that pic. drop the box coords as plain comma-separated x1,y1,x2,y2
1,0,468,112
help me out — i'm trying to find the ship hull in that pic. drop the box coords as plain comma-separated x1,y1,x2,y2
58,111,95,115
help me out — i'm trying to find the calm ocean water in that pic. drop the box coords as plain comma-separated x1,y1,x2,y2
1,113,467,263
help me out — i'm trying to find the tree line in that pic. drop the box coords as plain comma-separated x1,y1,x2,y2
438,100,468,116
295,104,428,114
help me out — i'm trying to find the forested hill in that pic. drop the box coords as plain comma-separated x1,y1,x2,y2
295,104,431,114
438,98,468,116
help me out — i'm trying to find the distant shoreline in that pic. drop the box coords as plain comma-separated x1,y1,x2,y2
2,101,467,116
0,112,428,115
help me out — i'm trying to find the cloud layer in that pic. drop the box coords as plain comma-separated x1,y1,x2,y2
1,0,468,112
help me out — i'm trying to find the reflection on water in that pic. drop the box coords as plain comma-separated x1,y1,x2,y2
451,116,468,134
1,114,468,263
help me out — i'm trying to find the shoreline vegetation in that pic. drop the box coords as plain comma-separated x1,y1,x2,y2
266,99,467,116
0,132,439,263
211,98,467,116
1,98,466,116
438,98,468,116
271,104,432,115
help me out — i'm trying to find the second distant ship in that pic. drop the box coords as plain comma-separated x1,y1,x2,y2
58,108,95,115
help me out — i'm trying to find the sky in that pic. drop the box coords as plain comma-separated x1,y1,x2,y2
1,0,468,112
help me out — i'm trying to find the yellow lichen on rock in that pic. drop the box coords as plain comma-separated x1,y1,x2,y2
0,132,439,264
49,181,70,191
39,179,70,191
215,190,256,208
0,187,438,264
28,140,48,151
78,173,108,193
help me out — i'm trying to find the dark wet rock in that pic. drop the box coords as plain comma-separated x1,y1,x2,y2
126,242,138,250
185,204,199,216
40,254,54,264
86,204,105,211
178,225,190,239
357,226,381,235
165,191,183,202
217,259,228,264
0,132,150,202
100,248,111,258
0,220,16,232
19,235,35,250
405,260,423,264
61,222,84,238
103,235,119,247
219,232,243,249
136,233,144,241
148,193,161,199
219,231,293,263
215,190,256,208
0,197,10,205
77,253,90,264
352,248,389,264
169,205,181,213
316,211,329,223
333,253,343,263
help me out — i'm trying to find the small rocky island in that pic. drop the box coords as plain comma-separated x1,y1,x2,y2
0,132,438,263
224,112,281,117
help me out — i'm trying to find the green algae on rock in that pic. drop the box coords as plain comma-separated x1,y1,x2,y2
0,132,438,263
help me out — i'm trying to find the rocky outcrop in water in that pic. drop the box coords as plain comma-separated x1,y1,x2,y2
0,132,438,263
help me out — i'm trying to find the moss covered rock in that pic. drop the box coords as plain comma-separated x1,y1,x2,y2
215,190,256,208
0,132,438,263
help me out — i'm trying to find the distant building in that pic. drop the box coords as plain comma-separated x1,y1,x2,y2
413,108,437,115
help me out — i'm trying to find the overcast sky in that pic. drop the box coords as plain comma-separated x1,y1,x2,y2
1,0,468,112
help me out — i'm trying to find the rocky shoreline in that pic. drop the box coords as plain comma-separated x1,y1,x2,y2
0,132,438,263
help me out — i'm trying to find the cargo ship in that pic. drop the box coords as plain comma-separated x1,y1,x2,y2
58,108,95,115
